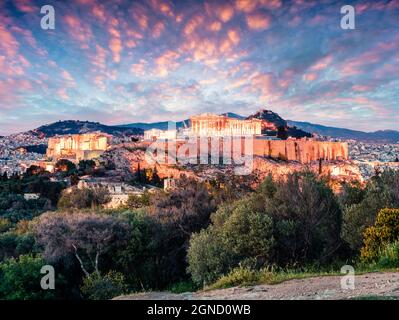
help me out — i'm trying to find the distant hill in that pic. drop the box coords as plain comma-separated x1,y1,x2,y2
32,120,143,137
287,120,399,143
28,116,398,143
121,120,188,131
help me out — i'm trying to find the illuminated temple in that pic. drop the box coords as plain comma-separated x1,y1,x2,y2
46,133,110,162
190,113,262,136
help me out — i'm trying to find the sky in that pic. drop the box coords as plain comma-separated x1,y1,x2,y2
0,0,398,135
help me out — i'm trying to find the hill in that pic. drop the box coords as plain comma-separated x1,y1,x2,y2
288,121,399,143
31,120,143,137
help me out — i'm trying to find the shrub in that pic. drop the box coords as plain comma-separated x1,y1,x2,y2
126,191,151,209
58,186,111,209
80,271,127,300
361,208,399,262
0,218,11,233
375,241,399,268
260,172,342,265
342,170,399,251
148,178,217,286
188,198,274,286
188,172,343,286
210,266,261,289
0,254,61,300
187,227,231,286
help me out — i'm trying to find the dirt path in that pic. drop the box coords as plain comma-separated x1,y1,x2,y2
116,272,399,300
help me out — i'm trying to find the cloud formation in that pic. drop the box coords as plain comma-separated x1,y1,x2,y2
0,0,398,135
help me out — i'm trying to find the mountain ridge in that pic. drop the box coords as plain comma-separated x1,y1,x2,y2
14,116,399,143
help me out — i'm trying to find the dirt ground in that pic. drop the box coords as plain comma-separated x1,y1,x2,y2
115,272,399,300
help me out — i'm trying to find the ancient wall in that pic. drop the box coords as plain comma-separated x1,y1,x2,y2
145,138,348,165
253,139,348,163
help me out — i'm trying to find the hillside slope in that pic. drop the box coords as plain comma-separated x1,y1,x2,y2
115,272,399,300
32,120,143,137
288,120,399,143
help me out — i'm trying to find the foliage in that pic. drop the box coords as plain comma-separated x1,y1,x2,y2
0,218,12,233
188,172,343,285
78,160,96,175
372,241,399,269
55,159,77,174
187,227,230,286
113,209,159,291
361,208,399,262
342,170,399,251
148,178,217,286
58,186,111,209
168,280,199,293
125,191,151,209
34,212,131,276
208,266,262,289
0,231,37,262
339,181,366,207
0,254,60,299
80,271,127,300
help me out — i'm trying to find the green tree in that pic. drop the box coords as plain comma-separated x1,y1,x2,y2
34,212,131,277
188,199,274,285
80,270,127,300
58,186,110,209
78,160,96,175
0,255,61,300
148,178,217,286
342,170,399,251
55,159,77,174
361,208,399,262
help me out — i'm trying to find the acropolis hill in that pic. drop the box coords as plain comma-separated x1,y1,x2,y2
42,110,348,170
143,111,348,164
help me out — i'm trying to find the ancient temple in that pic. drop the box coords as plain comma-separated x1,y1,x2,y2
190,113,262,136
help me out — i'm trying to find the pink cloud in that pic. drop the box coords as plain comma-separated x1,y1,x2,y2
152,21,165,38
64,15,93,49
303,73,318,81
208,21,222,32
0,25,19,56
183,14,204,36
352,85,371,92
235,0,282,12
155,50,180,76
210,3,234,23
310,55,333,71
149,0,175,17
14,0,36,13
246,12,272,30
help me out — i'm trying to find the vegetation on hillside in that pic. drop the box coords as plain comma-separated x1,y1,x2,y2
1,168,399,299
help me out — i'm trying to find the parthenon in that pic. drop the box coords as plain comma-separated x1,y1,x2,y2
190,113,262,136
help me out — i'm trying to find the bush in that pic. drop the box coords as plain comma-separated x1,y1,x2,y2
0,218,11,233
58,186,111,209
188,172,343,286
188,198,274,286
361,208,399,262
80,271,128,300
126,191,151,209
375,241,399,268
148,178,217,286
0,254,60,300
210,266,261,289
342,170,399,251
187,227,230,286
263,172,343,265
